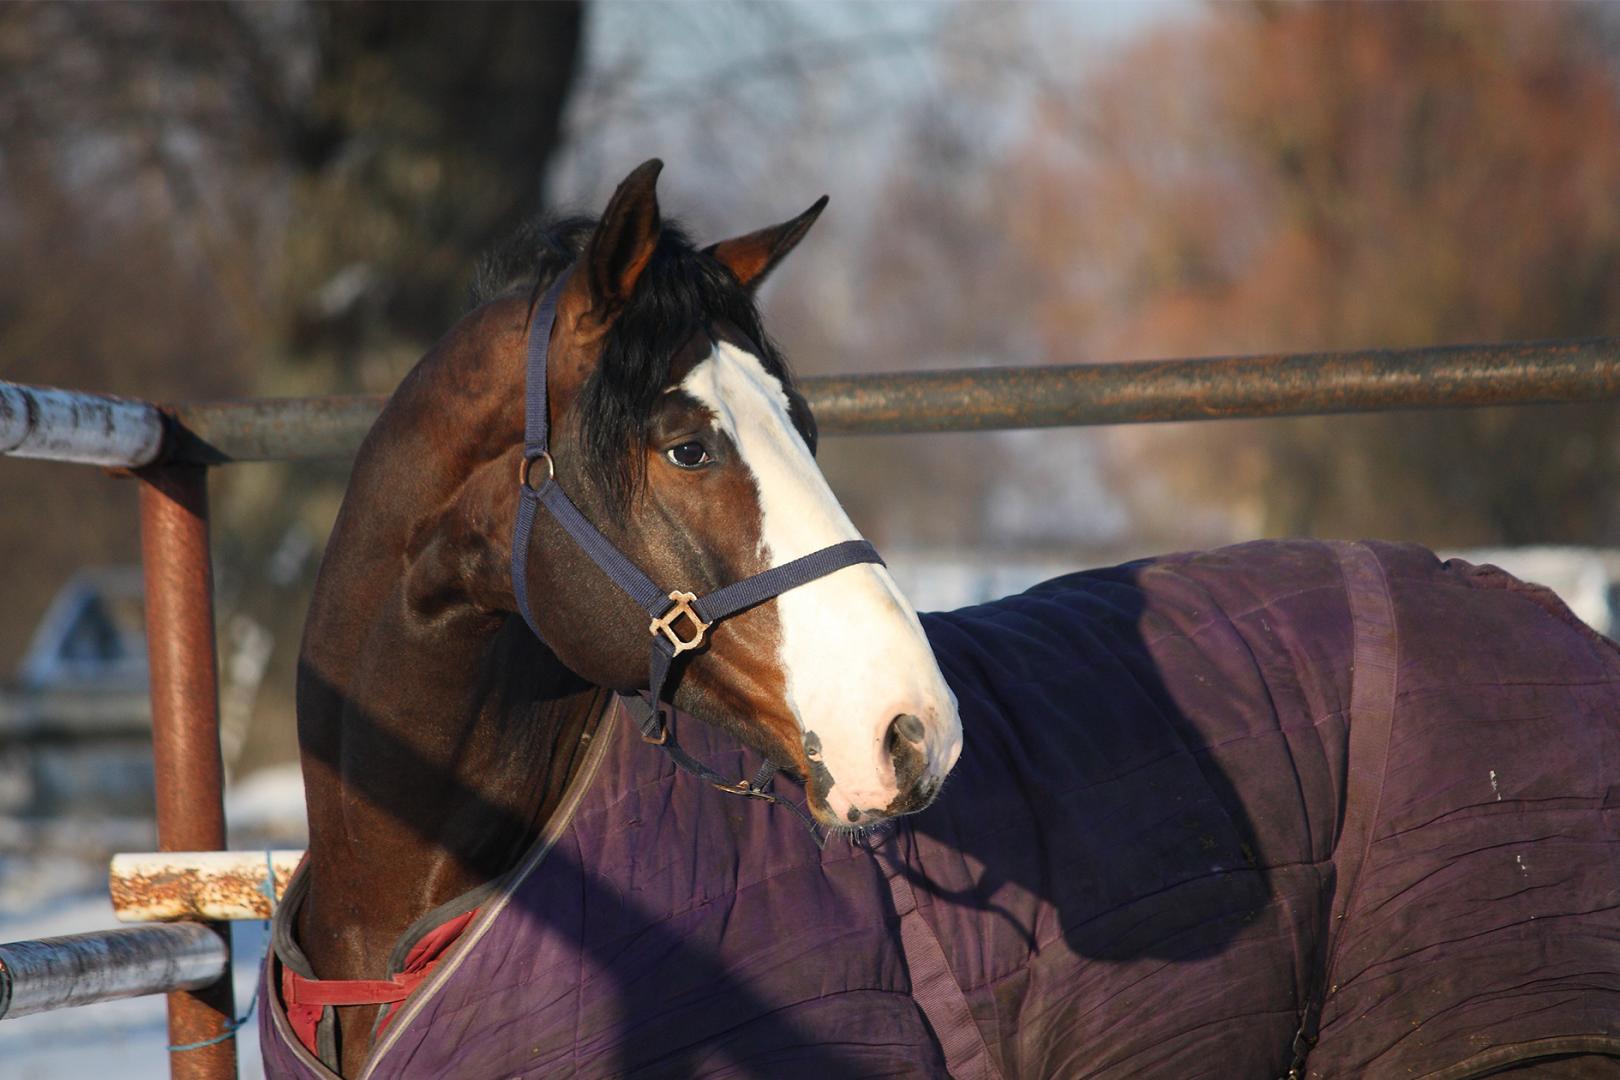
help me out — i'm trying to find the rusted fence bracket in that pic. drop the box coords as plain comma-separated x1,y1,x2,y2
111,851,302,923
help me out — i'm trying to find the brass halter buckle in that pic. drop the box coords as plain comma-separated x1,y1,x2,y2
650,590,710,655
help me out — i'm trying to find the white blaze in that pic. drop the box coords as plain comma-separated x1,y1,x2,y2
681,341,960,820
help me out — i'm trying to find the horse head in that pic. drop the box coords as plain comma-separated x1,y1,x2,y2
507,159,960,829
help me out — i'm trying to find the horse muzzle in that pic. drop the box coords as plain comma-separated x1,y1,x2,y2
804,704,962,828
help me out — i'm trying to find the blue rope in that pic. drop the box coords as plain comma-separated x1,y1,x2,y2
165,986,257,1053
167,851,278,1053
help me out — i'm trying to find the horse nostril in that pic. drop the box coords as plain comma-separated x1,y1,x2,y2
881,714,940,817
891,713,926,744
884,713,928,796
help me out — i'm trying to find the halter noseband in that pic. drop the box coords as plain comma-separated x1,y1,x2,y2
510,269,882,840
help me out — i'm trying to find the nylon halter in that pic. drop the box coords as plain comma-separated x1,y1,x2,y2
510,268,882,840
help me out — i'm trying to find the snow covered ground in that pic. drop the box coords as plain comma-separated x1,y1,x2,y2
1,764,307,1078
2,900,269,1080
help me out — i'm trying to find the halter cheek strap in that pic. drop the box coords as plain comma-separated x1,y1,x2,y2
510,269,883,842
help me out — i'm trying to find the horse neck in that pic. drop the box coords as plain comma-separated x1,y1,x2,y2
293,298,606,983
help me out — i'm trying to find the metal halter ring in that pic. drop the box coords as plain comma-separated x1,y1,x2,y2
641,709,671,746
713,777,777,803
518,451,555,492
650,590,711,655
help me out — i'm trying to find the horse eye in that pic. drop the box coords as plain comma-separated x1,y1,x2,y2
665,441,712,469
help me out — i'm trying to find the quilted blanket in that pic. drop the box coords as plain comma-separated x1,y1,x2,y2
262,539,1620,1078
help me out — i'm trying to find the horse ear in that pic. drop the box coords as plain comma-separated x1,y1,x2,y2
582,159,664,316
704,196,828,291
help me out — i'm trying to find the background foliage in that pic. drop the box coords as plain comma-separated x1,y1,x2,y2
3,1,1618,771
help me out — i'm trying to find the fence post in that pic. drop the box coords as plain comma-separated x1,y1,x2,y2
138,463,237,1080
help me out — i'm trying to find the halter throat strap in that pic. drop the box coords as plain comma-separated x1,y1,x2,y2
509,268,882,842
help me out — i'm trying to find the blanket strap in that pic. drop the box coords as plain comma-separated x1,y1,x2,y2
889,869,1005,1080
1285,541,1399,1079
276,904,480,1064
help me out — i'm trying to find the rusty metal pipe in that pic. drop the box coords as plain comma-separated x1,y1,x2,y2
160,337,1620,462
0,380,165,466
167,393,386,465
5,337,1619,468
806,337,1620,435
0,925,227,1020
138,464,237,1080
111,851,302,923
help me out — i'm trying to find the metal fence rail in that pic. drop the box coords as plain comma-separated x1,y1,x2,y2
0,925,227,1020
0,381,164,466
4,334,1620,1080
8,337,1618,468
804,337,1620,434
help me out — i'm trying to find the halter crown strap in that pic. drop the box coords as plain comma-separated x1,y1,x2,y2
522,273,560,455
510,266,883,843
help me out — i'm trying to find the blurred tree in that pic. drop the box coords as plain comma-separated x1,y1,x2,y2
754,5,1139,556
283,3,582,364
0,1,276,678
1012,2,1620,546
0,2,582,770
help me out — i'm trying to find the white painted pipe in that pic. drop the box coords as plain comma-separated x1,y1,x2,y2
110,850,303,922
0,380,165,467
0,924,227,1019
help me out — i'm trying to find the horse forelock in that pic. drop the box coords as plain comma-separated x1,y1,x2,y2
472,214,797,517
580,227,794,515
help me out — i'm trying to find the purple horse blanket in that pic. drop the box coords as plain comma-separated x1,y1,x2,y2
263,540,1620,1078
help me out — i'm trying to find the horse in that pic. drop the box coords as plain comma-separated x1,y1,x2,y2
262,160,1620,1078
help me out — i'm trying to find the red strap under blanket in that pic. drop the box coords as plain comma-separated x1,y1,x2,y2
284,969,429,1008
281,908,478,1057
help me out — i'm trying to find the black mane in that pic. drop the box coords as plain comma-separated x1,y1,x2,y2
472,216,794,511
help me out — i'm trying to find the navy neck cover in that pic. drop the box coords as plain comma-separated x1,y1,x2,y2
510,269,883,840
